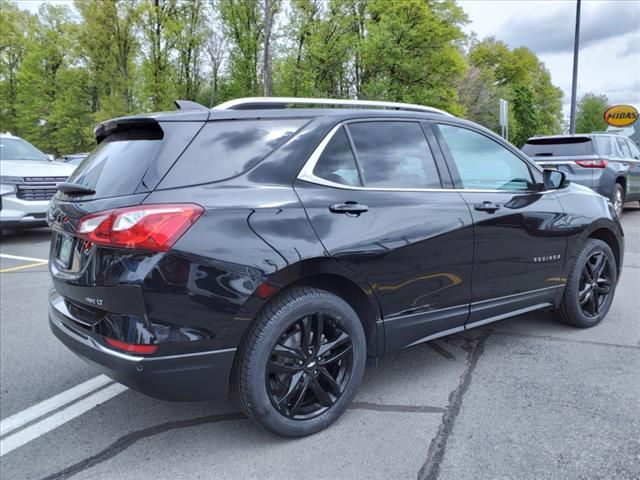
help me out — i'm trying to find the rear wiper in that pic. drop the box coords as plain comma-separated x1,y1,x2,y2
57,182,96,196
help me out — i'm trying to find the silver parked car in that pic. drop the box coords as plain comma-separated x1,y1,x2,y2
522,134,640,216
0,133,75,230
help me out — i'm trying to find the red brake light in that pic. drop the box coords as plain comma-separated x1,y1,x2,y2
104,337,158,355
77,204,203,251
575,159,608,168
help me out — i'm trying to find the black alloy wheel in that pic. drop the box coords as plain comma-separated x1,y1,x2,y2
234,287,366,437
578,251,612,318
266,313,353,420
553,238,617,328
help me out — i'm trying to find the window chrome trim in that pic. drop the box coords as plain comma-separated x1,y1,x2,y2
297,122,555,194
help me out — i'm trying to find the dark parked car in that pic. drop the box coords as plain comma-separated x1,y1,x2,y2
522,134,640,216
48,98,624,437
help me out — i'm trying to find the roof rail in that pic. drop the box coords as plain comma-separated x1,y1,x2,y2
174,99,208,111
213,97,453,116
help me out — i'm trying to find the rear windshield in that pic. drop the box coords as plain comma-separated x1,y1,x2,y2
66,129,163,198
522,137,594,158
158,118,307,189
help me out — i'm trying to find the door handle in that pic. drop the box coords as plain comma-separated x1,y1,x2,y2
329,202,369,215
474,201,500,213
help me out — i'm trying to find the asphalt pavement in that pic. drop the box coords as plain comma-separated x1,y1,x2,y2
1,206,639,480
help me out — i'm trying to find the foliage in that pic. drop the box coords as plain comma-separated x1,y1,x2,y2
1,0,567,155
575,93,609,133
466,38,563,141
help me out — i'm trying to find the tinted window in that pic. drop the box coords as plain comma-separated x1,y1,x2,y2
347,122,440,188
0,137,49,162
616,137,631,157
594,136,619,157
312,127,361,186
438,124,533,191
161,119,307,188
522,137,594,157
68,129,163,198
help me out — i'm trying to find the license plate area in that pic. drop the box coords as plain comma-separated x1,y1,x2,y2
56,234,75,268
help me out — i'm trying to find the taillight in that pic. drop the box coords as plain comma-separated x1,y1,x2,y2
77,204,203,251
575,159,608,168
104,337,158,355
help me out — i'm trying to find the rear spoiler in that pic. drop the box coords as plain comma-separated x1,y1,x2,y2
94,118,163,144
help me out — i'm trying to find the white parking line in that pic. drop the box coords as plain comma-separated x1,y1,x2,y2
0,253,49,263
0,383,128,457
0,375,112,437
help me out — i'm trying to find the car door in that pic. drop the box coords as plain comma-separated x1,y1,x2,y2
619,137,640,200
432,122,567,326
295,119,474,352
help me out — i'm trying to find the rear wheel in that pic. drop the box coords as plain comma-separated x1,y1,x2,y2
553,239,617,328
611,183,624,217
234,287,366,437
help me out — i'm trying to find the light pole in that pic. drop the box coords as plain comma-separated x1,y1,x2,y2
569,0,582,134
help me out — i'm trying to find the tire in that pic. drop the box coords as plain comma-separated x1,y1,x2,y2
234,287,366,437
553,239,617,328
611,183,625,217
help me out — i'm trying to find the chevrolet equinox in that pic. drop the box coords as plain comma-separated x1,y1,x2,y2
48,97,624,437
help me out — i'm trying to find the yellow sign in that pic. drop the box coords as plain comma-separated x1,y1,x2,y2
603,104,638,127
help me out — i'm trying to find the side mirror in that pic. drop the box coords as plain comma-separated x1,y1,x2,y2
543,168,568,190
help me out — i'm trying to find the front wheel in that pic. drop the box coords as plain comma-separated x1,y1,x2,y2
553,239,617,328
234,287,366,437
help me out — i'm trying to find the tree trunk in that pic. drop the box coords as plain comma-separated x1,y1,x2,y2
262,0,275,96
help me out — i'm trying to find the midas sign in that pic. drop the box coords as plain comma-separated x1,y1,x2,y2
603,104,638,127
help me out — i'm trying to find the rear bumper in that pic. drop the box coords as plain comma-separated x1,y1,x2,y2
49,292,236,402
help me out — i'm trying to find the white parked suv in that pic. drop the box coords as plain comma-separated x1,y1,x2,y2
0,133,75,230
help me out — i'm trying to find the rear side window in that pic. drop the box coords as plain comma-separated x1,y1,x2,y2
627,139,640,158
616,137,631,158
593,136,620,157
160,119,307,188
522,137,594,157
312,127,361,186
347,121,441,188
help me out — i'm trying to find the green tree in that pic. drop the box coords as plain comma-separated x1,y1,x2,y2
510,85,540,147
360,0,468,114
457,66,501,131
0,3,36,134
14,4,78,154
219,0,263,97
466,38,563,138
576,93,609,133
175,0,207,100
75,0,141,120
139,0,180,110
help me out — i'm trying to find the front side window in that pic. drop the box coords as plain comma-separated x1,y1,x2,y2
347,121,441,188
312,127,361,186
437,124,534,191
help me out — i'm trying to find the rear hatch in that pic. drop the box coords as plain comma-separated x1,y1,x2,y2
48,115,206,322
522,136,601,187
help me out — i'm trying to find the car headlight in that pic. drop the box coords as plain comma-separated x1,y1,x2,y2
0,176,22,195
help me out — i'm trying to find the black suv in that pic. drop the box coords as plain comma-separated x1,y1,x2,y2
48,97,624,437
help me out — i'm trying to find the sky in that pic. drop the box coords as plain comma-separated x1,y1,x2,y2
458,0,640,116
12,0,640,119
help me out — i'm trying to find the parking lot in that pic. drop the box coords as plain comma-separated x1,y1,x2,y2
0,206,638,480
